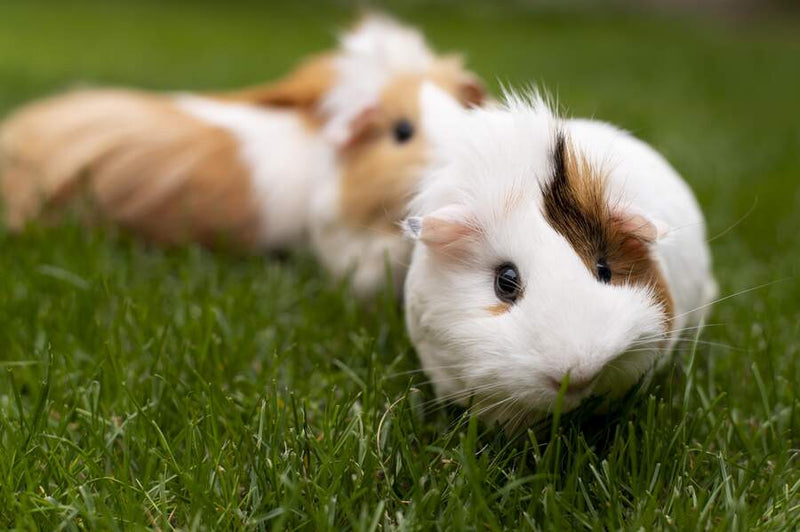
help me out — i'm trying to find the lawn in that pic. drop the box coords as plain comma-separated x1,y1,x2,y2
1,1,799,529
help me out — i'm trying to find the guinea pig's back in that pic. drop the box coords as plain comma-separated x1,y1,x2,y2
0,89,334,249
174,95,336,248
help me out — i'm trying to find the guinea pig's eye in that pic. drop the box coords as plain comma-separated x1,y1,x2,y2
596,259,612,284
392,119,414,143
494,262,522,303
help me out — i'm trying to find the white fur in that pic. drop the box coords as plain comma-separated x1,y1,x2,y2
321,14,435,145
309,174,412,297
174,95,336,248
404,85,717,427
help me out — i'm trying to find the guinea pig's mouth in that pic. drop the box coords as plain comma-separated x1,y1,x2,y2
454,345,663,427
541,348,661,411
544,380,598,416
546,374,598,396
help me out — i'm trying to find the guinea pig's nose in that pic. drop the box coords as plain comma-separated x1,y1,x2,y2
548,373,597,395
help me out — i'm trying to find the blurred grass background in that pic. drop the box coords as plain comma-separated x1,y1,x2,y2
1,1,799,529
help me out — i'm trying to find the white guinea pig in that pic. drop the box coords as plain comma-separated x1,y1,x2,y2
403,84,718,430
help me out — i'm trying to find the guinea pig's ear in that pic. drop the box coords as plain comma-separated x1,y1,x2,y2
215,53,334,109
611,208,670,243
436,54,486,107
339,105,382,149
420,82,468,149
402,204,478,256
457,73,487,107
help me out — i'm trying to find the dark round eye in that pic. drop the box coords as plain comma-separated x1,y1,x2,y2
596,259,612,284
494,262,522,303
392,119,414,143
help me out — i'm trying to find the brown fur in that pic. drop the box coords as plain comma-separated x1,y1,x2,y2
542,133,674,322
486,302,511,316
0,90,262,247
213,54,333,130
337,75,427,233
338,64,486,234
0,52,340,245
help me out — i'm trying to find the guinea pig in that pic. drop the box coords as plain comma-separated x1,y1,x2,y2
308,17,485,296
402,84,717,430
0,15,484,275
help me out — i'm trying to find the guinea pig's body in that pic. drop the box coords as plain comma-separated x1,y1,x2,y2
404,86,716,429
0,15,484,293
0,88,332,248
174,94,334,247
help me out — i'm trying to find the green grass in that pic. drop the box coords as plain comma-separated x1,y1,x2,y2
1,1,800,529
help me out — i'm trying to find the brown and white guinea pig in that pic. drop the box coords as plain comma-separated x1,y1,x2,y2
402,84,717,430
306,15,485,296
0,14,484,293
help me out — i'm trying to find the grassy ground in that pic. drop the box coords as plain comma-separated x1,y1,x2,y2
1,1,799,529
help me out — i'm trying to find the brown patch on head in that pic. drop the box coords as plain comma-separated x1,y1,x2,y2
486,302,511,316
337,61,486,234
542,133,674,323
337,75,427,233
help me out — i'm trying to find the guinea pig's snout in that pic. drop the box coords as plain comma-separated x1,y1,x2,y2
547,371,598,395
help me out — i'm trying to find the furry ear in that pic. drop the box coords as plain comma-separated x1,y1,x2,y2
339,105,382,150
420,82,468,149
435,54,486,107
403,204,477,255
611,208,669,243
215,53,335,109
457,73,487,107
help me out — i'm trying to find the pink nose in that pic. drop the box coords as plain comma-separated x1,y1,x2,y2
548,374,597,394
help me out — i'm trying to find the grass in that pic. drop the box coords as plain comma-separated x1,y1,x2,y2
1,1,799,529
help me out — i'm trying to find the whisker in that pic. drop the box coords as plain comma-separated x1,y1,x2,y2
470,394,525,421
706,197,758,243
629,337,741,351
634,323,725,342
668,340,744,352
496,395,524,426
418,381,510,408
383,363,483,379
668,278,792,323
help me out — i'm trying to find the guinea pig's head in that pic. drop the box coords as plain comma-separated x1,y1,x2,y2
306,14,486,297
322,14,485,230
403,85,673,428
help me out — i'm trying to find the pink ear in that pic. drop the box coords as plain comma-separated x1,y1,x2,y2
403,205,478,255
458,74,486,107
612,209,669,243
340,106,381,150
